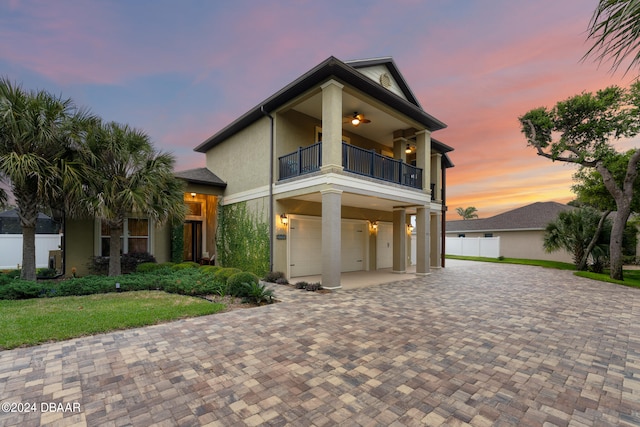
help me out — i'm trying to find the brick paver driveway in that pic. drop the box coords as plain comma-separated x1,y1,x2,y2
1,260,640,426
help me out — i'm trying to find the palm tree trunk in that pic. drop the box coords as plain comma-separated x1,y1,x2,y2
15,185,39,281
108,221,123,277
21,225,37,281
579,210,611,271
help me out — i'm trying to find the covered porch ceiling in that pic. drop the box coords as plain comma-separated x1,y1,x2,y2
290,90,414,147
284,191,424,214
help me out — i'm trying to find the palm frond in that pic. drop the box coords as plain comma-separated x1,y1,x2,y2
584,0,640,75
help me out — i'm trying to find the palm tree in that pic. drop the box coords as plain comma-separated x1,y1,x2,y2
456,206,478,220
584,0,640,74
0,78,93,280
82,121,185,276
544,207,610,270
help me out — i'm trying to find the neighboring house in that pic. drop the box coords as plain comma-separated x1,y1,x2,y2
445,201,574,263
0,209,62,270
65,56,454,288
0,209,61,234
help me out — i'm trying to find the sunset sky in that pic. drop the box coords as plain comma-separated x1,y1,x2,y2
2,0,638,218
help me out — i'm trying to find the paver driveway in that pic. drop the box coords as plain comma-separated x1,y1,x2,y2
1,260,640,426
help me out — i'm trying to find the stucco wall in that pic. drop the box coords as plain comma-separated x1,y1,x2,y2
65,218,95,277
206,117,271,195
153,222,170,263
446,230,574,264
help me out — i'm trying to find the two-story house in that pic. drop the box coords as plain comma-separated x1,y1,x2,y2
64,56,453,288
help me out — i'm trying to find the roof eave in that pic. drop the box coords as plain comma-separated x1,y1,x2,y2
195,56,447,153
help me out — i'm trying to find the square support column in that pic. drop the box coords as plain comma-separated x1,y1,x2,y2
416,206,431,276
430,211,441,267
393,208,406,273
393,135,408,163
415,130,432,194
431,153,442,201
321,188,342,289
320,80,344,173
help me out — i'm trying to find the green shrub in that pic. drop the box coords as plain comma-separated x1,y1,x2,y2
36,268,57,278
0,274,16,286
200,265,222,275
227,272,259,297
4,270,21,279
89,252,157,275
263,271,286,283
0,281,49,299
214,268,242,285
243,282,274,304
172,262,200,271
137,262,161,273
305,282,322,292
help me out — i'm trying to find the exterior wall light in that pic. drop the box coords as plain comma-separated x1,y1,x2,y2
280,214,288,225
407,224,414,233
190,192,197,198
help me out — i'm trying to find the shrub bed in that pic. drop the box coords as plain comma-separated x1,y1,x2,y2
0,263,275,302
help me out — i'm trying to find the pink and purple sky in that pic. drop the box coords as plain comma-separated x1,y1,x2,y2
2,0,638,218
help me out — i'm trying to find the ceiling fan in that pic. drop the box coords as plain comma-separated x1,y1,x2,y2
345,112,371,127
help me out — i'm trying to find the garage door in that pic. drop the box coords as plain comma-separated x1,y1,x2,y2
289,217,322,277
289,217,367,277
341,221,366,272
376,222,393,269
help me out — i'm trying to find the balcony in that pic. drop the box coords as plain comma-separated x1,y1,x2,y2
278,142,423,190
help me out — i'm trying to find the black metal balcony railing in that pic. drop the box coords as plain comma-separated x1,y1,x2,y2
278,142,423,190
342,143,423,189
278,142,322,180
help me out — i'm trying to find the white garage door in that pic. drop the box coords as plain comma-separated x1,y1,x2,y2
289,217,322,277
289,217,366,277
376,222,393,269
341,221,366,272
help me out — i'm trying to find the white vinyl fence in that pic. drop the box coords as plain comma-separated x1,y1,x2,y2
446,236,500,258
0,234,62,270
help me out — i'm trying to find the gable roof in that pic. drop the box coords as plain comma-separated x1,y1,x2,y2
344,57,422,107
174,168,227,187
195,56,447,153
446,202,574,232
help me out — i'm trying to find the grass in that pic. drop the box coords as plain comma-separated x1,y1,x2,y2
447,255,640,288
0,291,225,350
574,269,640,289
446,255,576,270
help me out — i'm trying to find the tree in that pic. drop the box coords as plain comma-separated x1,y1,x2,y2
456,206,478,220
544,207,610,270
519,83,640,280
584,0,640,74
82,121,185,276
0,78,92,280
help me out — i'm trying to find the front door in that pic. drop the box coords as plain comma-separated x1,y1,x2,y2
183,221,203,262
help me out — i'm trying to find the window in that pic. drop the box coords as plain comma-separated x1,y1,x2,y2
484,233,493,238
101,218,149,256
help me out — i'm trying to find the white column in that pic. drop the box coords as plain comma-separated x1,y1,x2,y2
320,80,344,173
430,211,441,268
393,207,406,273
416,206,431,276
415,130,432,193
321,188,342,289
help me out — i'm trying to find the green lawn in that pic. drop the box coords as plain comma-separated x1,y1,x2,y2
574,269,640,289
446,255,576,270
0,291,225,350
